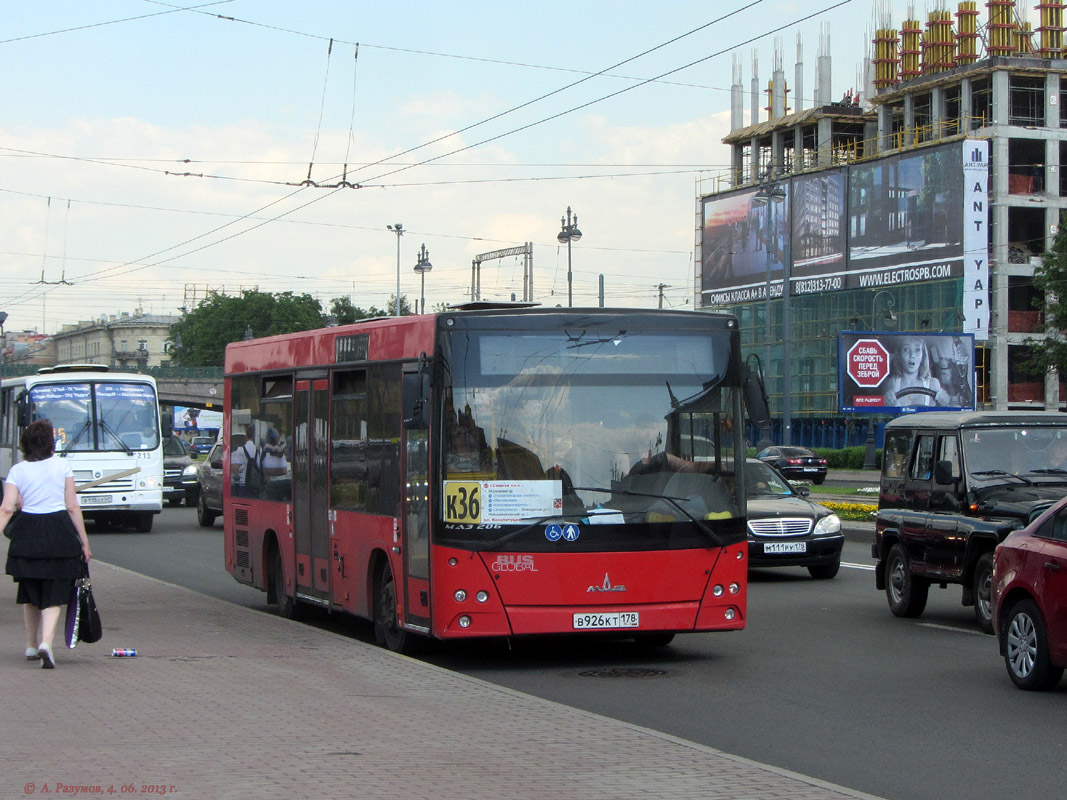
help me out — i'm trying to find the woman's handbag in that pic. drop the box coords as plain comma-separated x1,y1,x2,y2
65,564,102,648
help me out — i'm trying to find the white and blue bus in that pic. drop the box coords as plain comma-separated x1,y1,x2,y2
0,365,165,532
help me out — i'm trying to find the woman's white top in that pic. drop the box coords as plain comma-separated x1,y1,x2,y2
6,456,72,513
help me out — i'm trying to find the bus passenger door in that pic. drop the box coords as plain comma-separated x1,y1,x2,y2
293,375,331,605
402,369,431,632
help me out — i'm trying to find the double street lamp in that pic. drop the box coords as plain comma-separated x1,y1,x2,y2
557,206,582,307
413,243,432,315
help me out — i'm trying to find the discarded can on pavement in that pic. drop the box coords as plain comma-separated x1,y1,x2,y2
111,648,137,657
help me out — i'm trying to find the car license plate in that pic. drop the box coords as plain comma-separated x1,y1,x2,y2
803,467,820,472
764,541,806,554
573,611,639,630
80,495,113,505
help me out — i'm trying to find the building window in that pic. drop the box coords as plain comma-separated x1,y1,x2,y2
1008,343,1044,403
971,78,991,128
1008,137,1045,194
913,93,933,142
1010,75,1046,127
942,86,961,136
1008,276,1044,333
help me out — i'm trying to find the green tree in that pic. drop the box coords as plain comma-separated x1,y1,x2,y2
170,289,324,366
1026,223,1067,377
328,295,414,324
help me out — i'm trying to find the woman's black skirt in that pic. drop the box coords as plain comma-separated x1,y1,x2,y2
5,511,83,608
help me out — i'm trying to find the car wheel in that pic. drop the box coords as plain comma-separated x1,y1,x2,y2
134,513,153,533
973,552,995,634
374,562,414,653
885,543,928,618
1003,598,1064,691
185,488,199,507
167,496,182,507
197,491,217,527
808,560,840,580
270,546,296,619
812,475,825,485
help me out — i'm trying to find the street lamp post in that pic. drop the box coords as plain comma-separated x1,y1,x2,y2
863,290,898,469
557,206,582,307
388,223,404,316
413,243,432,315
751,184,785,446
0,311,8,409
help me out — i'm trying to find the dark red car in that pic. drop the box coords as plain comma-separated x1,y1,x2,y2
993,496,1067,690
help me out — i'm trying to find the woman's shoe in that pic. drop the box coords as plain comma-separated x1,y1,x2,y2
25,647,39,660
38,643,54,669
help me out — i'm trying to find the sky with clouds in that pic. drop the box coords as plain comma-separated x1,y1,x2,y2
1,0,929,334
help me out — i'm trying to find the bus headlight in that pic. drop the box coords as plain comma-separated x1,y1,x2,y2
458,616,472,628
476,591,489,603
454,590,467,602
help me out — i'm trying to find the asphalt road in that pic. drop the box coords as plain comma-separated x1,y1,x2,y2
89,506,1067,800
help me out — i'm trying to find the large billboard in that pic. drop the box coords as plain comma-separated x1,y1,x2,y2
699,140,990,314
700,185,790,304
839,331,976,414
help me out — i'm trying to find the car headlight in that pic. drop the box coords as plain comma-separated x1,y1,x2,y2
813,513,841,536
182,465,199,477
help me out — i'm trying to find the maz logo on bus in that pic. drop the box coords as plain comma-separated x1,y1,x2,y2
587,573,626,592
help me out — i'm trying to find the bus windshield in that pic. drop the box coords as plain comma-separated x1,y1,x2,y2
444,323,743,527
29,381,160,453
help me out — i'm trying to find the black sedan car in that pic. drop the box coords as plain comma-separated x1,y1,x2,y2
163,435,200,507
745,459,842,579
756,445,827,484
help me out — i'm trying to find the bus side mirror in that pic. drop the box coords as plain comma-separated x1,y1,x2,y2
403,354,431,430
161,415,173,438
741,363,771,430
16,393,30,427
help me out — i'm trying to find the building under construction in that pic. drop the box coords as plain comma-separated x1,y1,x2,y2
698,1,1067,449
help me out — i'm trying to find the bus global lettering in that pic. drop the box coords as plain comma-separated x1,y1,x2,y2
492,554,538,572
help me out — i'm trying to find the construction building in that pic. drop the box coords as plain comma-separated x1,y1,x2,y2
698,0,1067,449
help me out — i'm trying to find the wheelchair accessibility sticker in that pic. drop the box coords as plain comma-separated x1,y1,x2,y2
545,523,580,542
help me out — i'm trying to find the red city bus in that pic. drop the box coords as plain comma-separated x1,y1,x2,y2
223,305,754,652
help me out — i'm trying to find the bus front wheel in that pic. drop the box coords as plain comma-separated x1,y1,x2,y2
135,513,153,533
270,547,296,619
374,563,413,654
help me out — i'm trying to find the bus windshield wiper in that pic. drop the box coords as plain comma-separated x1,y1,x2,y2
970,469,1034,485
483,515,577,551
99,419,133,455
61,419,92,453
573,485,728,547
1030,468,1067,476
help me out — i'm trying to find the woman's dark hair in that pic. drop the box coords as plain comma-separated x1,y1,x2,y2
21,419,56,462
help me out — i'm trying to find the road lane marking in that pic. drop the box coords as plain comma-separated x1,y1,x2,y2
842,561,875,571
917,623,986,636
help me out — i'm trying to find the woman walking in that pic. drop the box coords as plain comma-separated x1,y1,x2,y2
3,419,92,669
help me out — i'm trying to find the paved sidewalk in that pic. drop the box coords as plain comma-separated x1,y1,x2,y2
2,540,885,800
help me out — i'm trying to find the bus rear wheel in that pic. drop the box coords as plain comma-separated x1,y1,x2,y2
374,563,413,654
